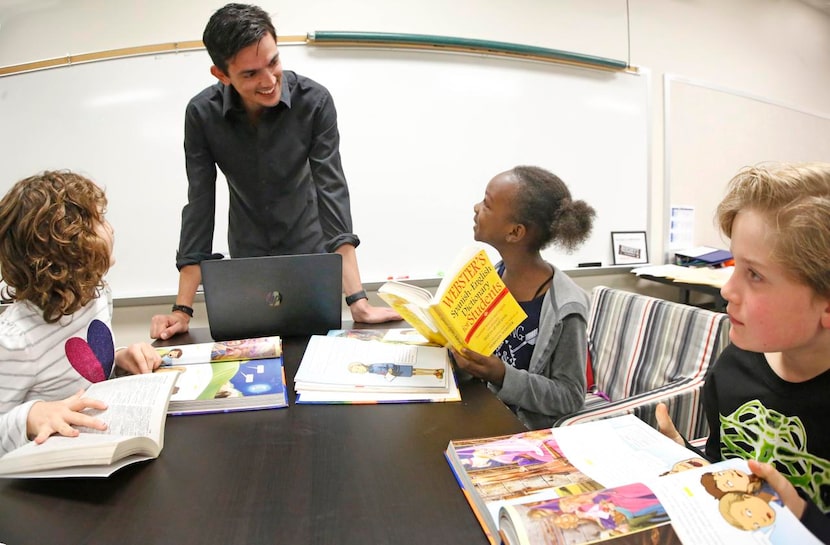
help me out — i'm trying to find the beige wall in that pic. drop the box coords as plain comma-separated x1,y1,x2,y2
3,0,829,344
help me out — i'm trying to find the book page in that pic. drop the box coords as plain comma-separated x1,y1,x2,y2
376,283,447,346
499,481,678,545
294,336,449,391
551,414,704,487
446,427,606,539
165,357,288,414
82,372,179,445
649,458,821,545
156,336,282,365
449,416,822,545
0,373,177,477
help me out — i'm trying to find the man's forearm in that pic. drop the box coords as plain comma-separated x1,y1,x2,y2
176,264,202,307
335,244,363,296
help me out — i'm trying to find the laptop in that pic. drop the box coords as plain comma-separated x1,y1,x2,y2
200,253,343,341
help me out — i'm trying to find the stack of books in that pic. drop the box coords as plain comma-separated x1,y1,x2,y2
674,246,733,267
293,333,460,404
156,336,288,415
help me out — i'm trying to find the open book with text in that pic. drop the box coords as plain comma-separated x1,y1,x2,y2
155,336,287,415
378,244,526,355
0,372,179,478
445,415,820,545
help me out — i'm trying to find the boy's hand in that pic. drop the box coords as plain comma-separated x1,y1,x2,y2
26,390,108,444
748,459,806,519
655,402,685,445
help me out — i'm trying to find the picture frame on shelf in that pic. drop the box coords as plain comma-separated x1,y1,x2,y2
611,231,648,265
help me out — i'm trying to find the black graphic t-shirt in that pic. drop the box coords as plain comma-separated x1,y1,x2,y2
495,296,543,373
704,344,830,539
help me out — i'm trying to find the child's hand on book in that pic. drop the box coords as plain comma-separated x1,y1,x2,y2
450,348,506,386
748,459,807,520
115,342,164,375
26,390,108,444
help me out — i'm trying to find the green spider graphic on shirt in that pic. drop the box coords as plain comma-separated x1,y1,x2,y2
719,400,829,513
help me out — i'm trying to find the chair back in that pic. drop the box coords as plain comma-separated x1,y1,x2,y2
589,286,729,399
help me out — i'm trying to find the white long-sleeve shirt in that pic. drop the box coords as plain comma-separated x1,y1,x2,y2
0,286,113,456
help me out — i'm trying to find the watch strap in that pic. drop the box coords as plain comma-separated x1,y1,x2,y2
172,303,194,317
344,289,368,306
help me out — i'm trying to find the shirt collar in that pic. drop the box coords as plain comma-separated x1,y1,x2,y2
220,74,292,119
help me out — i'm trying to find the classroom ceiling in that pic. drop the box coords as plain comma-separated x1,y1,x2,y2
2,0,830,19
800,0,830,14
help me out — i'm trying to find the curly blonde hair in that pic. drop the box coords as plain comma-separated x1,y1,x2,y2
717,162,830,298
0,170,111,322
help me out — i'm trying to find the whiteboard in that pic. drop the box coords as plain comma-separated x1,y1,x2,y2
0,45,649,299
666,75,830,254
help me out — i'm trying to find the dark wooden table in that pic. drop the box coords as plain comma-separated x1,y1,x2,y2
0,328,525,545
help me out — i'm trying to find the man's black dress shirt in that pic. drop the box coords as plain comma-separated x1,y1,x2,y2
177,70,359,269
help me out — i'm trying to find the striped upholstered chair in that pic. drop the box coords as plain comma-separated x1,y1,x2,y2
554,285,730,442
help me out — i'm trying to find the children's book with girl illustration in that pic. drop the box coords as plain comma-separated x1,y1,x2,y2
294,334,460,404
155,336,287,415
0,372,179,478
378,244,527,355
445,415,820,545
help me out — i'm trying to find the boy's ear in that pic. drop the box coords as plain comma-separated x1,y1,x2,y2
821,296,830,330
210,65,231,85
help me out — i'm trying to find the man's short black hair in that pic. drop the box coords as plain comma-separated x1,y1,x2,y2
203,3,276,74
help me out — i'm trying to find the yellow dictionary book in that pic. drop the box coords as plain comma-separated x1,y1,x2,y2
378,245,527,355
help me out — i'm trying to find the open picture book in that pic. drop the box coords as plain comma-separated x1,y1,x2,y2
378,244,526,355
155,336,287,415
445,415,820,545
294,334,460,404
0,372,179,478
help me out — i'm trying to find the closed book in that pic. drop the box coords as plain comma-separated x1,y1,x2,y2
674,246,733,266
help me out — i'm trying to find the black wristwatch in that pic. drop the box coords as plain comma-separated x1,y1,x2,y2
344,289,368,306
172,303,194,317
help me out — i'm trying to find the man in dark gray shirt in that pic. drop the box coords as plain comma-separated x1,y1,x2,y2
151,3,399,340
